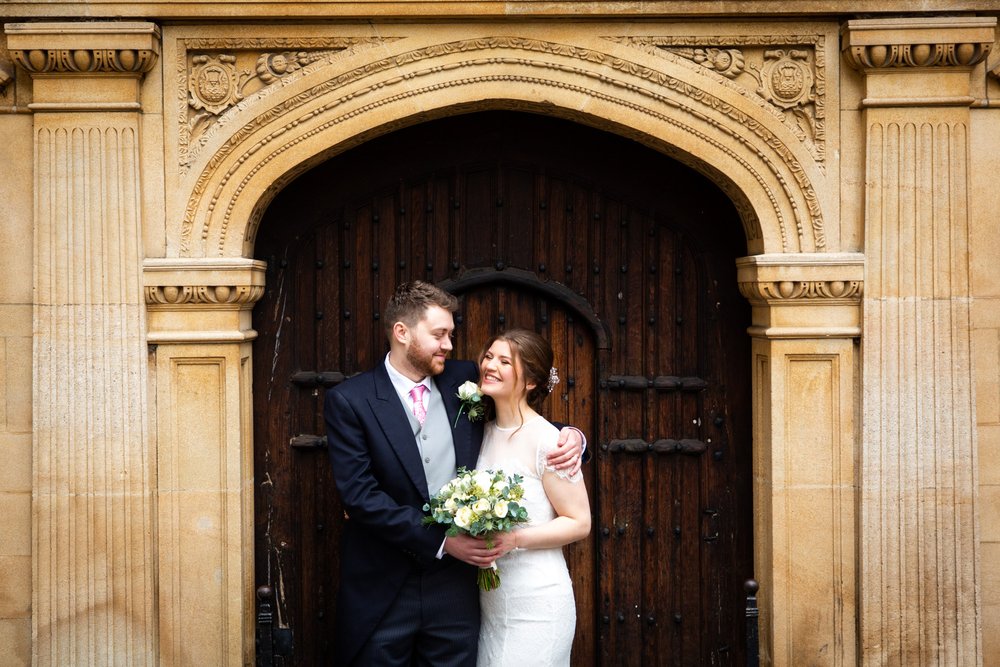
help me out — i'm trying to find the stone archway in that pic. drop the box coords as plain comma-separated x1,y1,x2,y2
174,33,832,259
142,26,864,665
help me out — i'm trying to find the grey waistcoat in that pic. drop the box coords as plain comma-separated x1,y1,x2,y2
407,381,457,497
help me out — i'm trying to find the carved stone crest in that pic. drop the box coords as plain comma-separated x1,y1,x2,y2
189,54,244,115
758,49,813,110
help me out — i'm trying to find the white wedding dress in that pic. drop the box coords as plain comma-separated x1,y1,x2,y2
476,416,582,667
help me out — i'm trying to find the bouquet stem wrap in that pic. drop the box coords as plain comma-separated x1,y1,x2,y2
479,562,501,591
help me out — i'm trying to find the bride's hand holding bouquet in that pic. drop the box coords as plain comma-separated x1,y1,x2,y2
423,467,529,590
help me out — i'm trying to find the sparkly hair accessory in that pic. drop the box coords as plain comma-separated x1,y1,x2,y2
547,367,560,393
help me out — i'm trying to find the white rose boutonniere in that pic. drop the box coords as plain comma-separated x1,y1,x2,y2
454,380,485,427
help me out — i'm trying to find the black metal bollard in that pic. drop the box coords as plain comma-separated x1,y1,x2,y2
745,579,760,667
256,586,275,667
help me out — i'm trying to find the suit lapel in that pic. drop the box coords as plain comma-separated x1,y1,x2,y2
369,363,430,497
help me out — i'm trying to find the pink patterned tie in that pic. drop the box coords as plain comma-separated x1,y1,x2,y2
409,384,427,425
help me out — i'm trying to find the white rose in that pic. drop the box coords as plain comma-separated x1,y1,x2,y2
457,380,482,401
455,506,474,529
493,499,509,518
473,498,491,514
473,471,492,493
444,497,457,512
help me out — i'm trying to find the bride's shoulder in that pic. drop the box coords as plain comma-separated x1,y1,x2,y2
526,416,559,446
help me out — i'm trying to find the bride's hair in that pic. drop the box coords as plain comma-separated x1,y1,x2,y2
478,328,555,412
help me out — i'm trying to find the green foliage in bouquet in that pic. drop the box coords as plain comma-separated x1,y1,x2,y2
422,467,530,590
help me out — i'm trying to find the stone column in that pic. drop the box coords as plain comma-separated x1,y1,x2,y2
738,253,864,666
4,22,160,666
843,17,996,666
144,259,265,666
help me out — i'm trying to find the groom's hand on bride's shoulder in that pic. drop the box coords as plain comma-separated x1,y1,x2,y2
444,533,502,568
547,426,587,476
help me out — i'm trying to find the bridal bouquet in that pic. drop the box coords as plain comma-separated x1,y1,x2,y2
422,467,529,590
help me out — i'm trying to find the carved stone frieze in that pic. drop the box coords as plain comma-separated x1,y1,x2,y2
145,284,264,306
844,41,990,71
606,35,826,165
738,279,862,303
11,47,158,73
177,37,394,170
842,17,994,73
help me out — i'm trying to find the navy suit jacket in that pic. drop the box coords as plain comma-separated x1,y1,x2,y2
324,358,483,665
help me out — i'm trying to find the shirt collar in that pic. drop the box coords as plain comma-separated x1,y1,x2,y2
384,353,431,400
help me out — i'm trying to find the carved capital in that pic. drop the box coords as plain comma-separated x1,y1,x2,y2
6,22,160,73
736,253,864,339
143,258,266,343
842,18,996,108
5,22,160,110
842,17,994,72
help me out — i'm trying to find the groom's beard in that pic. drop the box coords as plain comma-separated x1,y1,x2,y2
406,344,446,378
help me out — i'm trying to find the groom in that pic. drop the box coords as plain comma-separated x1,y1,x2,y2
324,281,584,666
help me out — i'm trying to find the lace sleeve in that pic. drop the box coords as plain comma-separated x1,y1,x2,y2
535,423,584,484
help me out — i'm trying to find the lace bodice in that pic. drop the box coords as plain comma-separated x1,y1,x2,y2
477,416,583,519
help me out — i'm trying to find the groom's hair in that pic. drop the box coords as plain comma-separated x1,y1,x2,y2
384,280,458,337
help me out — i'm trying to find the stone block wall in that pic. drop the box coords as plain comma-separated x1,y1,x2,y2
972,100,1000,661
0,106,34,664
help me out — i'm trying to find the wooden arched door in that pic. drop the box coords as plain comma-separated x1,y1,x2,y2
252,111,752,665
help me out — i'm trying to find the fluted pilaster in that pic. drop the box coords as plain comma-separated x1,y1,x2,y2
5,21,160,666
844,16,995,666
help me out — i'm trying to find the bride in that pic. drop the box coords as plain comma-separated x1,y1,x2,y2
474,329,591,667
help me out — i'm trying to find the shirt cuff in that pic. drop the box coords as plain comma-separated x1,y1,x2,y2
568,425,587,452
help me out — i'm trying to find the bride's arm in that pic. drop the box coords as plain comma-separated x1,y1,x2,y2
497,474,591,552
